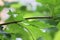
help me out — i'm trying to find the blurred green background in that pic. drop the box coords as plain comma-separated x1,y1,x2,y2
0,0,60,40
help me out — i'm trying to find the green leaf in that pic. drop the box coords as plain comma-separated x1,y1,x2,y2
20,22,43,40
27,20,53,29
57,22,60,30
11,3,22,9
5,24,33,40
54,31,60,40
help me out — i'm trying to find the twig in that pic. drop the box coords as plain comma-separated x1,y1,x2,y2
0,17,53,25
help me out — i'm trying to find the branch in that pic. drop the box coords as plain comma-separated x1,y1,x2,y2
0,17,53,25
25,16,53,19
